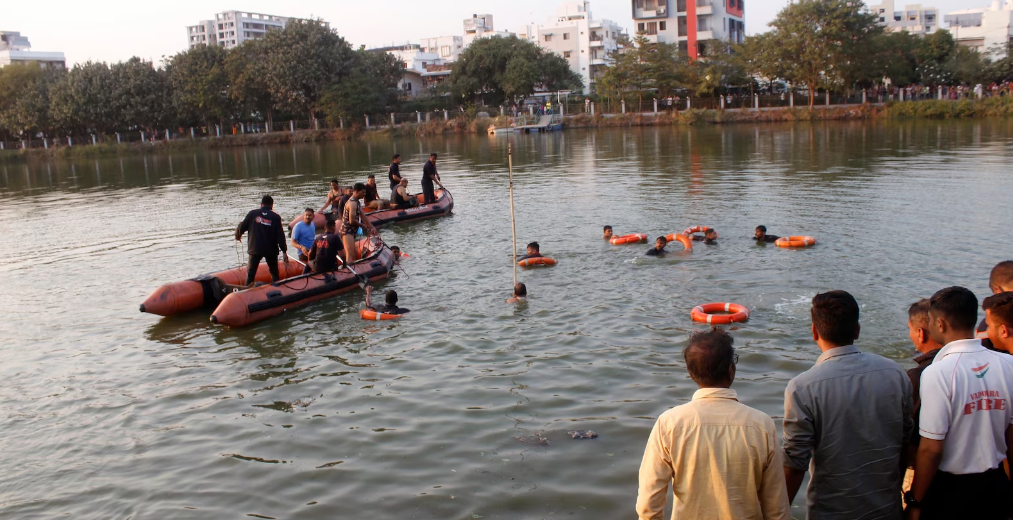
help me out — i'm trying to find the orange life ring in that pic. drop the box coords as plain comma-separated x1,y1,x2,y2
360,309,402,321
683,225,712,236
663,233,693,251
609,233,647,245
518,257,557,267
691,302,750,324
775,236,817,248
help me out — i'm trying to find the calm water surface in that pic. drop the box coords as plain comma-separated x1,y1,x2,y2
2,120,1012,519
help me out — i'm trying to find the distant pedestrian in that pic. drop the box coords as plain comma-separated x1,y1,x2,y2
584,98,590,113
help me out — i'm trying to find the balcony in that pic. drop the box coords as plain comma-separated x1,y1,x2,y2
696,0,713,15
697,30,714,39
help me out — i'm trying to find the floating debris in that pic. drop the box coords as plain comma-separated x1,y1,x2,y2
514,433,551,446
567,430,598,439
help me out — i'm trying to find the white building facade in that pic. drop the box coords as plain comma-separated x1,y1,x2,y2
375,44,452,98
868,0,940,34
186,11,328,49
630,0,744,58
0,31,65,69
523,1,623,93
420,36,465,62
945,0,1013,54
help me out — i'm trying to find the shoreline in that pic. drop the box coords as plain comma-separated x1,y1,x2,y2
3,98,1011,161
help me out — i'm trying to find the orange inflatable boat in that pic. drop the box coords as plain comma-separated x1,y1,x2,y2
289,189,454,232
140,259,304,317
210,237,394,328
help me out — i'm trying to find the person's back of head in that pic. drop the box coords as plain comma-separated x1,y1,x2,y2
990,261,1013,293
908,298,931,329
386,290,398,306
705,229,717,239
261,195,273,207
527,242,539,252
325,219,336,232
929,286,979,338
684,328,736,388
514,283,527,297
353,182,366,193
811,290,860,347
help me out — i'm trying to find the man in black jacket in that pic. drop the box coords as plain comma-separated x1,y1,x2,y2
421,153,444,204
236,195,289,285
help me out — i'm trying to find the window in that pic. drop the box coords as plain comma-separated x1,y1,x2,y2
894,15,901,21
909,15,916,20
880,17,885,22
564,51,571,58
697,16,708,31
545,34,552,42
660,21,667,30
678,16,687,36
440,46,451,57
646,0,657,9
638,22,645,32
879,8,885,12
678,41,688,53
677,0,686,11
646,22,658,35
926,14,935,21
636,0,645,7
563,33,570,40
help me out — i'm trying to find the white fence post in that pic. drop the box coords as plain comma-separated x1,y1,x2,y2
290,120,294,133
591,102,595,116
790,92,794,107
754,94,759,110
140,131,145,142
391,113,395,126
165,130,170,141
654,98,658,113
825,91,830,106
339,118,344,129
863,90,867,104
68,136,73,147
365,115,370,128
43,138,48,149
444,109,448,121
417,111,422,123
117,133,122,143
314,119,319,130
621,99,626,113
720,96,725,109
687,97,692,109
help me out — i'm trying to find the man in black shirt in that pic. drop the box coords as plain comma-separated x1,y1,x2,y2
692,229,718,245
645,236,667,256
754,225,779,243
978,260,1013,351
388,154,403,193
365,286,410,315
518,242,543,261
421,153,444,204
236,195,289,285
309,220,344,273
365,174,391,210
905,299,944,476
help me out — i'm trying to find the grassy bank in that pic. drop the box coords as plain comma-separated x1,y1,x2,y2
883,96,1013,118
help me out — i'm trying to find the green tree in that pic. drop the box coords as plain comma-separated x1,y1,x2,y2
110,57,170,133
319,49,403,122
0,64,59,139
166,44,232,131
450,35,582,105
49,61,117,135
226,39,276,127
987,42,1013,82
915,30,958,85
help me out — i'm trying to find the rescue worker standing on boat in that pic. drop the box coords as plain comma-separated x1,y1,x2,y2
236,195,289,285
421,153,445,205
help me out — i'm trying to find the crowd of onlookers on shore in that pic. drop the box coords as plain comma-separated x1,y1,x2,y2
636,260,1013,520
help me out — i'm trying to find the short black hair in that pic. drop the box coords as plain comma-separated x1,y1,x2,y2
330,178,339,184
527,242,539,251
430,153,438,158
990,261,1013,291
983,292,1013,330
705,229,717,236
368,174,375,179
514,283,527,297
392,154,400,160
908,298,932,328
756,225,767,232
929,286,979,331
684,328,736,386
353,182,366,192
304,207,314,213
811,291,860,346
261,195,273,206
603,225,612,231
656,236,667,243
325,219,336,231
386,290,398,306
390,246,400,253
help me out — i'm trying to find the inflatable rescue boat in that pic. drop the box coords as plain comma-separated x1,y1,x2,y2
210,237,395,328
140,260,304,317
289,189,454,231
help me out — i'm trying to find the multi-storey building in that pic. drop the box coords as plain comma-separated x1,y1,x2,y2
522,1,624,93
868,0,940,34
945,0,1013,54
0,31,65,69
463,14,513,47
372,44,452,98
186,11,328,49
630,0,744,58
420,36,465,62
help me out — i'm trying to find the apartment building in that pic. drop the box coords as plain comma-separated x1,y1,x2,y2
373,44,452,97
186,11,328,49
630,0,744,58
420,36,465,62
463,14,513,47
522,1,624,92
868,0,940,34
0,31,65,69
945,0,1013,54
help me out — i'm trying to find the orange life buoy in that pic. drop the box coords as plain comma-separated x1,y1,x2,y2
663,233,693,251
518,257,557,267
360,309,402,321
691,302,750,324
609,233,647,245
683,225,712,236
775,236,817,248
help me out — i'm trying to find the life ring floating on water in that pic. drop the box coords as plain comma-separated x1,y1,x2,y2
775,236,817,248
683,225,712,236
360,309,402,321
663,233,693,251
518,257,557,267
610,233,647,245
691,302,750,324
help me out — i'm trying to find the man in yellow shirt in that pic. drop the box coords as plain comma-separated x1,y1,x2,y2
636,329,790,520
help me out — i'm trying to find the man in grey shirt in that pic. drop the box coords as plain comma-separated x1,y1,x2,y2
783,290,913,519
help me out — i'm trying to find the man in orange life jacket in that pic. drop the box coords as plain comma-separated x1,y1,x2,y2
236,195,289,285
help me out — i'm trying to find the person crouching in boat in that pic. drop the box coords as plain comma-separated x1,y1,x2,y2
309,219,344,273
392,177,418,209
365,286,410,315
320,179,347,223
291,208,317,274
236,195,289,285
518,242,542,261
365,174,392,210
342,183,377,263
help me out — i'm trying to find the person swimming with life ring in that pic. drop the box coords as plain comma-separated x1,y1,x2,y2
645,236,668,256
603,225,613,241
364,286,409,316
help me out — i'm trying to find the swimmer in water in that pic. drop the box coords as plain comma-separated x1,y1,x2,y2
390,246,407,260
507,283,527,304
518,242,542,261
603,225,613,240
645,236,668,256
692,229,719,245
754,225,779,243
365,286,410,315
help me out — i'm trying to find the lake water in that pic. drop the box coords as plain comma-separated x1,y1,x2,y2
2,120,1012,519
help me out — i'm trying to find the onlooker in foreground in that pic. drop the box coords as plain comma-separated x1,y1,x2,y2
978,260,1013,351
907,287,1013,520
983,291,1013,353
637,329,790,520
782,290,912,520
903,299,945,494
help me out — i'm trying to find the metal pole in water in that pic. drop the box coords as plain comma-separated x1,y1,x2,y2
507,143,518,287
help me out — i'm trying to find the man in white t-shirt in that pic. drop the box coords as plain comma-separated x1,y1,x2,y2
906,286,1013,520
